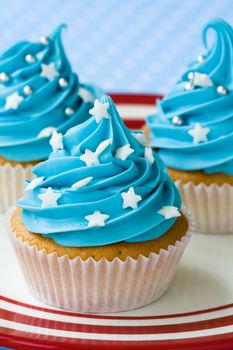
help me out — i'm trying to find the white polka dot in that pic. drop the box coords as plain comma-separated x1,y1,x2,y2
1,0,230,94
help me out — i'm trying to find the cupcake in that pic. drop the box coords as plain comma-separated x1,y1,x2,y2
146,19,233,234
0,24,102,211
8,95,191,313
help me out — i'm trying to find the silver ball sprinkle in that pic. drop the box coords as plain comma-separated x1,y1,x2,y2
40,36,49,45
23,85,33,96
172,116,183,126
25,54,36,64
217,85,227,95
65,107,74,116
197,55,205,63
188,72,195,81
0,72,9,82
184,82,194,91
59,78,68,88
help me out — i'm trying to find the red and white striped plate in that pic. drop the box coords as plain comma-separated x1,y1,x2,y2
0,94,233,350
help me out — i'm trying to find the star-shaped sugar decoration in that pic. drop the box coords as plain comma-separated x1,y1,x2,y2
80,149,99,166
25,176,44,191
71,176,93,190
157,206,181,219
5,92,24,110
188,123,210,144
95,139,111,155
80,139,111,166
89,99,110,123
85,210,109,227
49,130,64,152
38,187,62,208
144,147,154,165
115,144,134,161
189,72,213,88
78,87,93,103
40,63,59,81
121,187,142,209
132,132,147,145
37,126,57,139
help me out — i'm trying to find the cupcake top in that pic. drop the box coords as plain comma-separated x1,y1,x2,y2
18,95,181,247
0,25,101,162
147,19,233,175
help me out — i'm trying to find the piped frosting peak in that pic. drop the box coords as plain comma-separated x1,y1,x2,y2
0,25,101,162
18,95,181,247
147,18,233,175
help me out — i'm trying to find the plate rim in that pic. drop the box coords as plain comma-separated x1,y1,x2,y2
0,92,232,350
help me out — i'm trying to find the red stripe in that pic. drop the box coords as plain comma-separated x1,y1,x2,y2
0,328,233,350
1,308,233,335
124,119,145,129
109,93,162,105
1,295,232,321
110,92,159,128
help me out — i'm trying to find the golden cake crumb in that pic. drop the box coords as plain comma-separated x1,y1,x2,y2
168,167,233,186
142,124,233,186
0,155,40,167
11,208,188,262
142,123,150,142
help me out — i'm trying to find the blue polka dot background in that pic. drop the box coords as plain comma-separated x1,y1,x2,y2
0,0,232,93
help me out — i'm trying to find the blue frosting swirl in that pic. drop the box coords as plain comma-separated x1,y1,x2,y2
18,95,181,247
147,19,233,175
0,25,102,162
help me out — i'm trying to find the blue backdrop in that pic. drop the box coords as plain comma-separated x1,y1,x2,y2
0,0,232,94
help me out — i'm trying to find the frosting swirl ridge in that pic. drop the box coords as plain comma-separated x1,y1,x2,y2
18,95,181,247
147,19,233,175
0,25,102,162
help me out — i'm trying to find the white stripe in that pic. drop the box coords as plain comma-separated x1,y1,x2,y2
0,319,233,340
0,300,232,327
116,104,155,119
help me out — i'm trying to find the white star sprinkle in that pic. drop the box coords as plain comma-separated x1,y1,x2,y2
49,130,64,152
71,177,93,190
144,147,154,165
95,139,111,156
78,87,93,103
80,139,111,166
189,72,213,88
5,92,24,110
80,149,99,166
89,99,110,123
38,187,62,208
188,123,210,144
157,206,181,219
85,210,109,227
40,63,59,81
37,126,57,138
25,176,44,191
121,187,142,209
115,144,134,161
132,132,148,145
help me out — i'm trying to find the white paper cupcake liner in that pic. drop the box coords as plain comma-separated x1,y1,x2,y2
7,207,192,313
0,163,34,212
175,181,233,234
